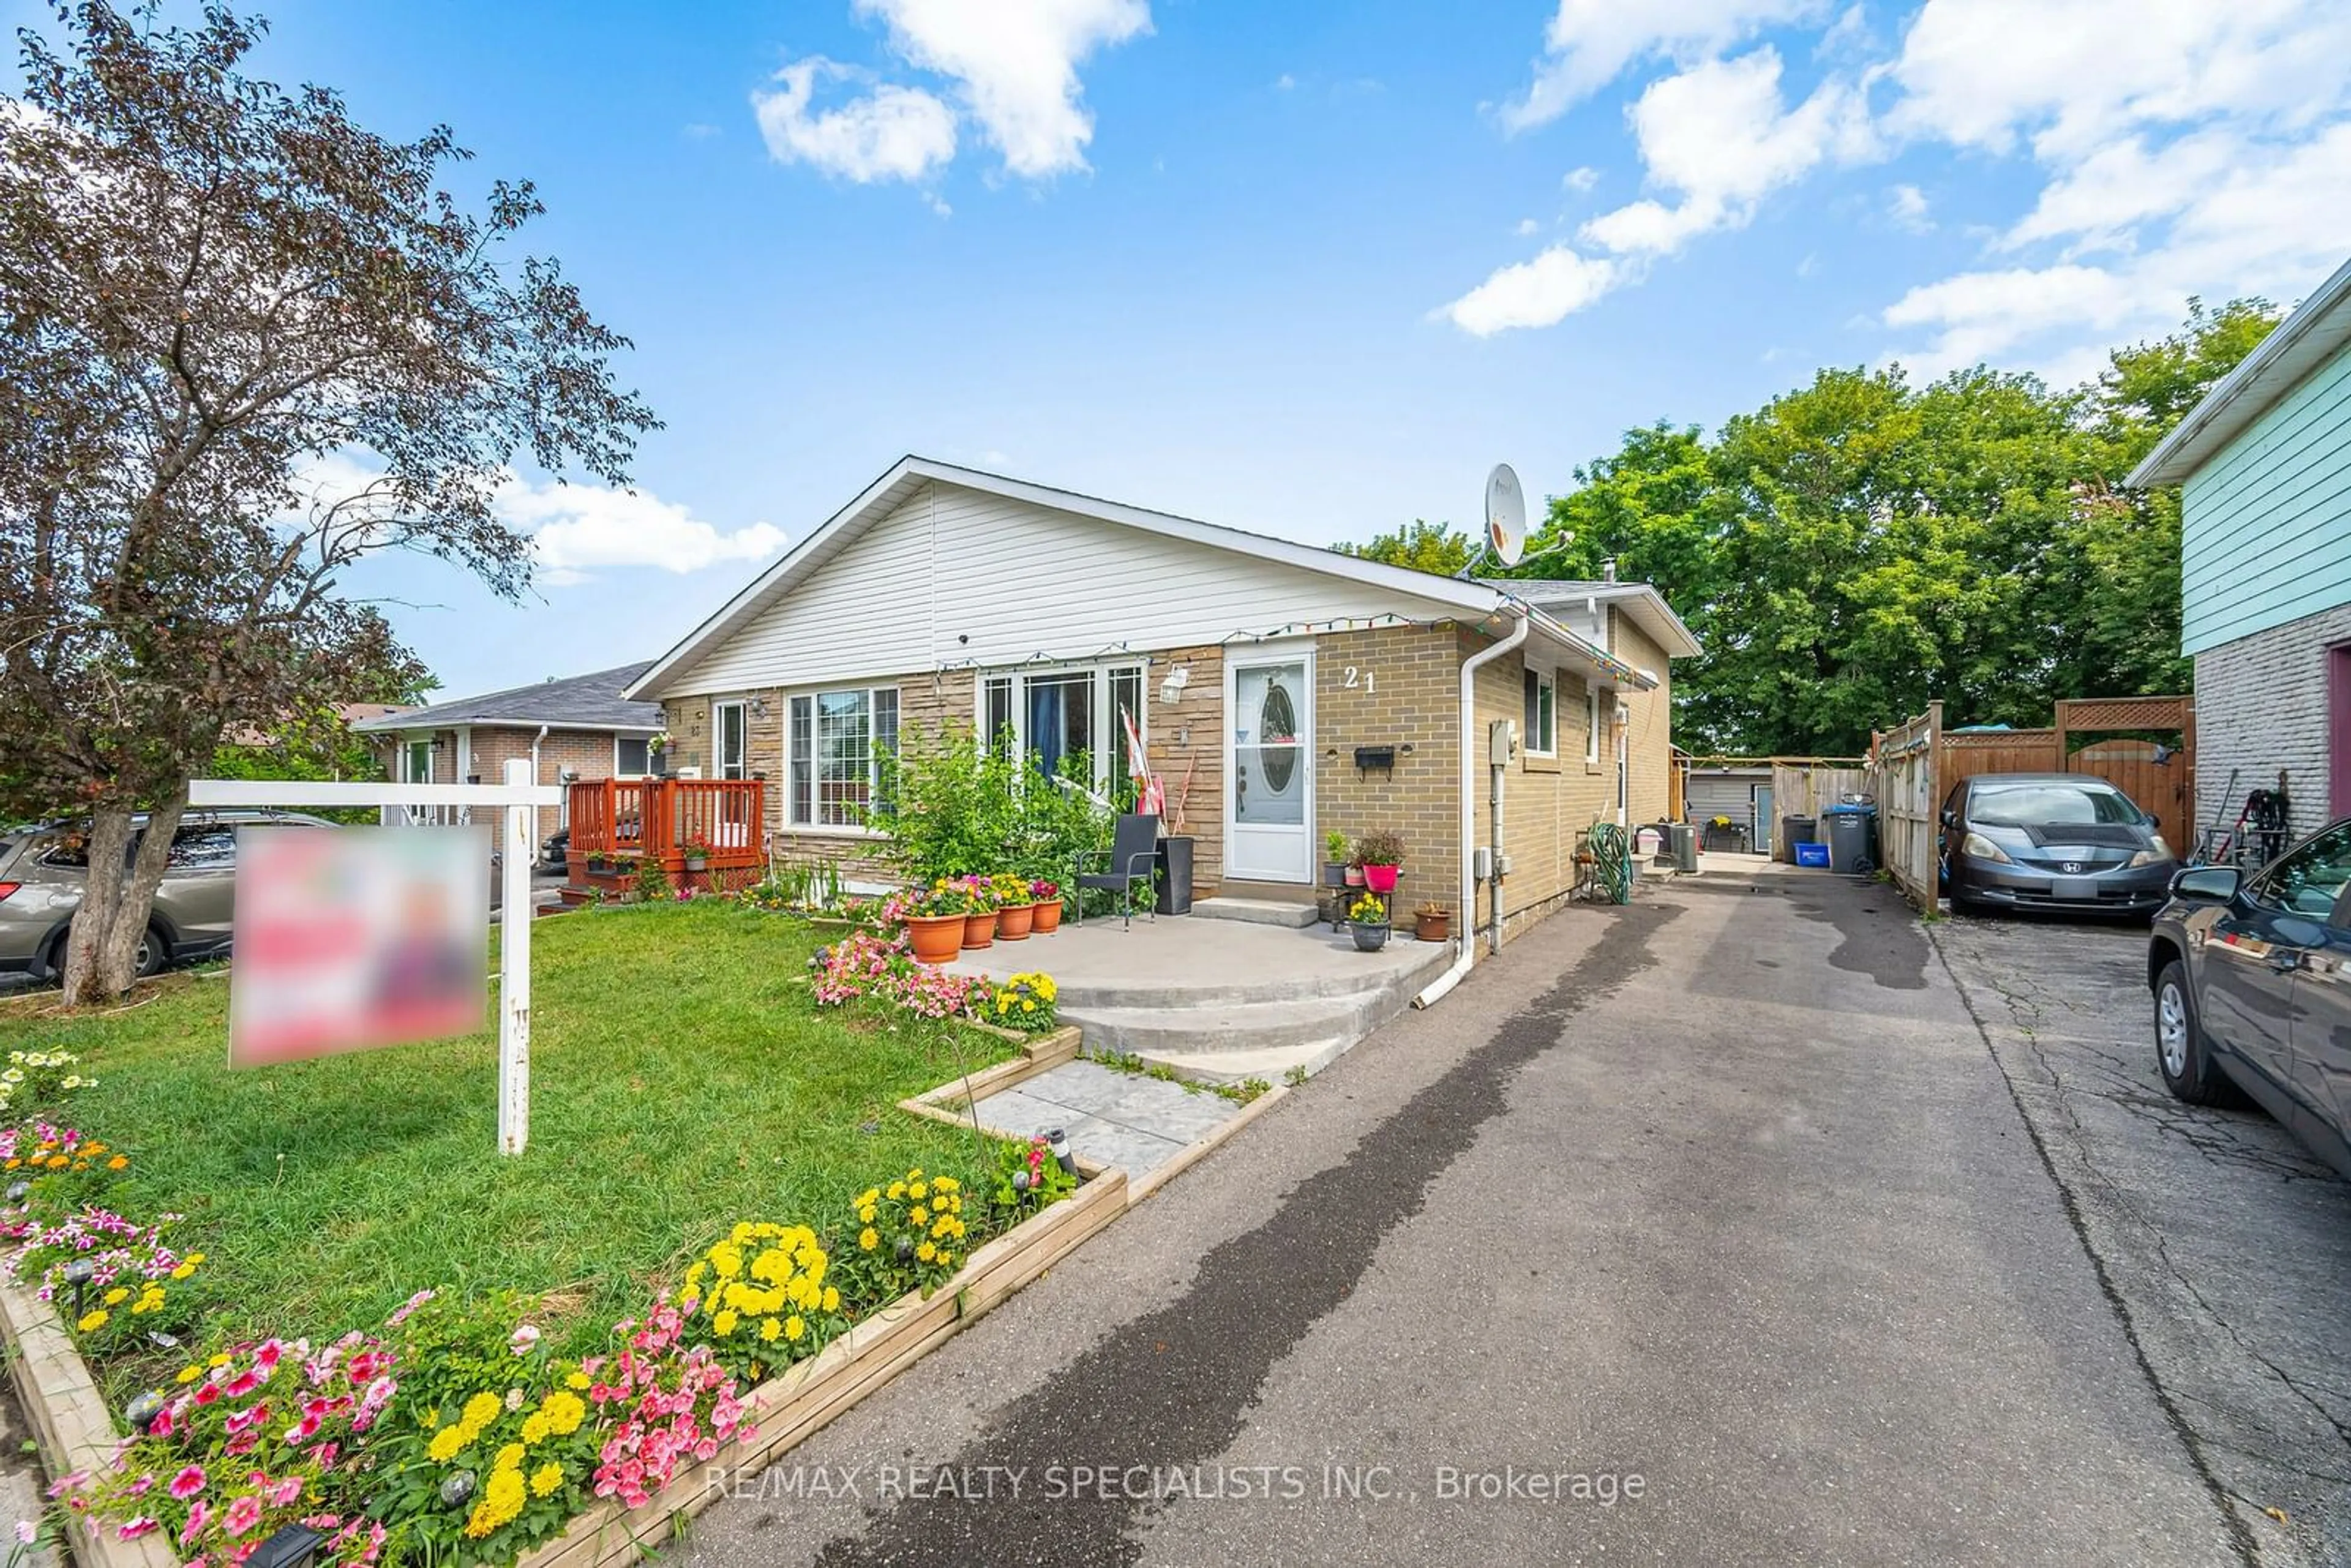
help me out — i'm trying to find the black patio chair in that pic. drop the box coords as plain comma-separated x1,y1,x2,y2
1073,812,1160,930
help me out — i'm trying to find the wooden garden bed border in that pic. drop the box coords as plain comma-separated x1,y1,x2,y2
0,1025,1126,1568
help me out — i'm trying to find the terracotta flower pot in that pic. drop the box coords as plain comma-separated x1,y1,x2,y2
1364,863,1400,894
962,910,998,950
997,902,1036,940
1033,899,1063,934
1415,912,1450,943
904,914,964,966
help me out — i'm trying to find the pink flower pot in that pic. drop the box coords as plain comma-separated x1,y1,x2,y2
1364,864,1400,894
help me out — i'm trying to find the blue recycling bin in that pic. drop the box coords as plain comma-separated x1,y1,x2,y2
1820,802,1879,874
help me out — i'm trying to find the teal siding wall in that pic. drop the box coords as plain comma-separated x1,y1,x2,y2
2180,339,2351,655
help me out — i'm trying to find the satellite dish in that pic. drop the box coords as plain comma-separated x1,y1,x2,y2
1484,463,1527,569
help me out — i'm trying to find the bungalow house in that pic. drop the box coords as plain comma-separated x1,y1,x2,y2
624,457,1697,953
353,661,666,849
2129,253,2351,847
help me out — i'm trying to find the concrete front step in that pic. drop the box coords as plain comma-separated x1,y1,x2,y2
1190,896,1321,929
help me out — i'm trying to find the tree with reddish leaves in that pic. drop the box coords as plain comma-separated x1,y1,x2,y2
0,2,656,1002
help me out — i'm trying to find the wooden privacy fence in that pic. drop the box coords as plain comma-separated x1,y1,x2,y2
1870,694,2194,910
1768,761,1873,861
1873,704,1943,907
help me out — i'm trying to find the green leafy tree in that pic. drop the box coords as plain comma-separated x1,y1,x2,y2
1332,519,1477,576
1342,300,2278,756
0,4,655,1000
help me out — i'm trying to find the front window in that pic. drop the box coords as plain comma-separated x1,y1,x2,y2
1970,783,2144,827
978,663,1144,797
615,735,651,775
787,687,898,827
1523,669,1556,756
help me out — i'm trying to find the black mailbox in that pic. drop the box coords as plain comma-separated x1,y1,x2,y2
1352,745,1397,773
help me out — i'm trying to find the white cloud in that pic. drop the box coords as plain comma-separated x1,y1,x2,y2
1888,0,2351,159
1998,129,2233,252
1515,217,1541,236
1501,0,1823,131
1562,165,1600,192
1438,246,1625,336
1577,49,1872,258
501,479,787,586
1887,182,1931,231
752,57,957,182
855,0,1151,178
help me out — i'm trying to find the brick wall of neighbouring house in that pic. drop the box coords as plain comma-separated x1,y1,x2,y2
2193,601,2351,844
465,727,632,847
1313,625,1464,918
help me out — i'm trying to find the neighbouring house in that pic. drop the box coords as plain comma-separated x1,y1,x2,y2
352,662,666,850
624,456,1698,953
2130,253,2351,845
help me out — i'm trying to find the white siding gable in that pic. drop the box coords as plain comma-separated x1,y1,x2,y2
670,480,1471,694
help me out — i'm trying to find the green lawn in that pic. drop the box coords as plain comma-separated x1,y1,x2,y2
0,901,1013,1358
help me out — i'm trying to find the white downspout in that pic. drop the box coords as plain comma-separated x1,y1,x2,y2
528,725,550,863
1415,608,1530,1008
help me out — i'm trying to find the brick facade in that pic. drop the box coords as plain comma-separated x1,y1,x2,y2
2192,600,2351,843
648,619,1677,945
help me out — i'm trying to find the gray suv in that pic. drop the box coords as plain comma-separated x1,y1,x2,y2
0,811,337,985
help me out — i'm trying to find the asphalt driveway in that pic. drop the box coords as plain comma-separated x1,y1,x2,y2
675,868,2300,1567
1934,908,2351,1565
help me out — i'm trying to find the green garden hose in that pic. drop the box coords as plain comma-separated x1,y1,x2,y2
1586,822,1633,904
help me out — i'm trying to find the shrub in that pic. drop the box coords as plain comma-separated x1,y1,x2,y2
1352,830,1406,867
874,725,1110,890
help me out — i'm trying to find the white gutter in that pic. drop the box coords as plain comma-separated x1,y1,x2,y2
1415,609,1530,1009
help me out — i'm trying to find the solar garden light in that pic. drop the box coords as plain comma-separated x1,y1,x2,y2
123,1390,166,1433
1047,1128,1076,1177
61,1256,94,1319
249,1521,323,1568
4,1180,28,1208
440,1470,476,1508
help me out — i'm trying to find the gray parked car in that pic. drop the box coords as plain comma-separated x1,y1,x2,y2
0,811,337,985
2147,819,2351,1180
1940,773,2178,917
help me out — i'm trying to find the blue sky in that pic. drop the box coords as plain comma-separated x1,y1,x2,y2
13,1,2349,698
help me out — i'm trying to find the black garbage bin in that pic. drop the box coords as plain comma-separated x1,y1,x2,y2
1780,815,1818,865
1821,803,1878,873
1155,835,1194,915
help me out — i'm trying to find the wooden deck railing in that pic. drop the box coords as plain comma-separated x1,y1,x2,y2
567,778,765,879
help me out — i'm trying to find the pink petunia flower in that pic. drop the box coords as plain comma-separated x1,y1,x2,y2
116,1518,159,1541
221,1495,262,1538
170,1466,208,1501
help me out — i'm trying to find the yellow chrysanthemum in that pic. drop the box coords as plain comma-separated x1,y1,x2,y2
460,1392,502,1436
821,1285,841,1313
176,1365,201,1384
759,1316,781,1342
427,1425,468,1464
713,1308,739,1337
566,1371,591,1392
858,1205,877,1226
541,1391,586,1437
530,1462,563,1498
784,1315,805,1341
915,1241,936,1263
520,1412,551,1446
495,1442,526,1472
102,1286,129,1306
859,1227,879,1251
76,1308,107,1332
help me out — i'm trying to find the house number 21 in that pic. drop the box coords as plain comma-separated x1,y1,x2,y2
1344,666,1376,692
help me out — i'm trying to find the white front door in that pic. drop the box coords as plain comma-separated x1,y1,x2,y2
1226,645,1314,882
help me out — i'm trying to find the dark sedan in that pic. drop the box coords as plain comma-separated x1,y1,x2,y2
2147,819,2351,1180
1941,773,2178,917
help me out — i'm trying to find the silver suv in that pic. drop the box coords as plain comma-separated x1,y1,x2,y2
0,811,337,985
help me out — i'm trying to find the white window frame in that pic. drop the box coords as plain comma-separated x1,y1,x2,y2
786,686,899,832
712,700,749,781
1586,689,1603,766
1523,668,1557,757
975,661,1146,796
613,733,651,776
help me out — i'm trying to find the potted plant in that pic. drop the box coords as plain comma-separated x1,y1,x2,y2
1356,829,1404,894
954,874,1002,950
991,871,1037,940
1414,900,1451,942
1324,830,1351,888
1030,879,1064,934
648,731,673,777
901,884,969,966
1343,838,1366,888
1348,891,1390,951
683,836,711,874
